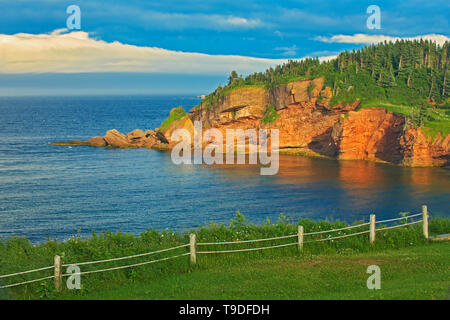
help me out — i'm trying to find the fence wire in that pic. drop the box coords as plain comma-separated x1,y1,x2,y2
376,213,422,224
62,243,190,267
0,275,54,289
0,265,53,279
63,253,190,276
303,222,370,236
197,234,297,246
197,242,298,254
377,220,423,231
304,229,371,243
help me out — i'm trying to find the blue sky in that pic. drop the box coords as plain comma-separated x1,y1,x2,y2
0,0,449,95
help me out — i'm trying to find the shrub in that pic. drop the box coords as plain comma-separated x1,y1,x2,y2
159,106,186,133
261,104,279,124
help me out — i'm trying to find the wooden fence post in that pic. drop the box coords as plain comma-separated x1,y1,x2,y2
298,225,304,251
422,205,429,239
54,255,62,292
370,214,376,244
189,234,197,265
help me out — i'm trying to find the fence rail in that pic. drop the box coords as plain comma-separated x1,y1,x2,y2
376,219,423,231
0,265,53,279
197,233,297,246
0,205,431,291
376,213,422,224
303,221,370,236
61,243,190,267
0,275,55,289
62,253,190,277
303,229,371,243
197,241,298,254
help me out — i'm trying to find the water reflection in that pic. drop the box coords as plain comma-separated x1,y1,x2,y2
192,154,449,222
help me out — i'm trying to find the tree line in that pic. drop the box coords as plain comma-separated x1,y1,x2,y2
204,39,449,109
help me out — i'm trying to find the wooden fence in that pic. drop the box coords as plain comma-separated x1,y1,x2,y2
0,205,430,291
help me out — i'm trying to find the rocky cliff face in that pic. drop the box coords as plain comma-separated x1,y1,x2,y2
269,77,331,110
190,87,269,127
189,78,333,127
400,129,450,167
330,108,449,166
331,108,405,164
186,78,449,167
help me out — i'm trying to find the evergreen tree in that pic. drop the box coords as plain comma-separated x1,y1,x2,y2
202,40,449,109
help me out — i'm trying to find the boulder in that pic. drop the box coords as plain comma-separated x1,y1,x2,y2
104,129,129,148
162,115,194,144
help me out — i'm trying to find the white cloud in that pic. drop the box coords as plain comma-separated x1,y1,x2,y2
222,17,262,28
100,8,268,31
317,55,338,62
316,33,450,46
275,45,298,56
0,30,295,74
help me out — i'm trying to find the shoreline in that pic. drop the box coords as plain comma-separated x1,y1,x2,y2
49,138,449,168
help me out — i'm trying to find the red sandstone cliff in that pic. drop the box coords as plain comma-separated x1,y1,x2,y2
400,129,450,167
187,78,449,167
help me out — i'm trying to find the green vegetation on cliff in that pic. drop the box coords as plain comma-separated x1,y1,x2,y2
200,82,265,111
261,103,279,124
159,106,186,133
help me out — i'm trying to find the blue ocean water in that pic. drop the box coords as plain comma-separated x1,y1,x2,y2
0,95,449,243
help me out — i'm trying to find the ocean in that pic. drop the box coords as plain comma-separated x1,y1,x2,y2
0,95,448,243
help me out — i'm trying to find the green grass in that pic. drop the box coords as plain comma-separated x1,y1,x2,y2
60,241,450,300
1,213,448,300
269,75,309,89
359,102,415,117
159,106,187,133
221,83,265,96
421,114,450,140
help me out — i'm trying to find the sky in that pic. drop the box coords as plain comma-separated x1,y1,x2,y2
0,0,449,96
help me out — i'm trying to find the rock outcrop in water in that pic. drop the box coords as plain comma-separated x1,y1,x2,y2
50,77,449,167
50,128,169,150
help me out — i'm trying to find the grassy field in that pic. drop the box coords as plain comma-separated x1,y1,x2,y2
62,241,450,300
1,214,449,300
